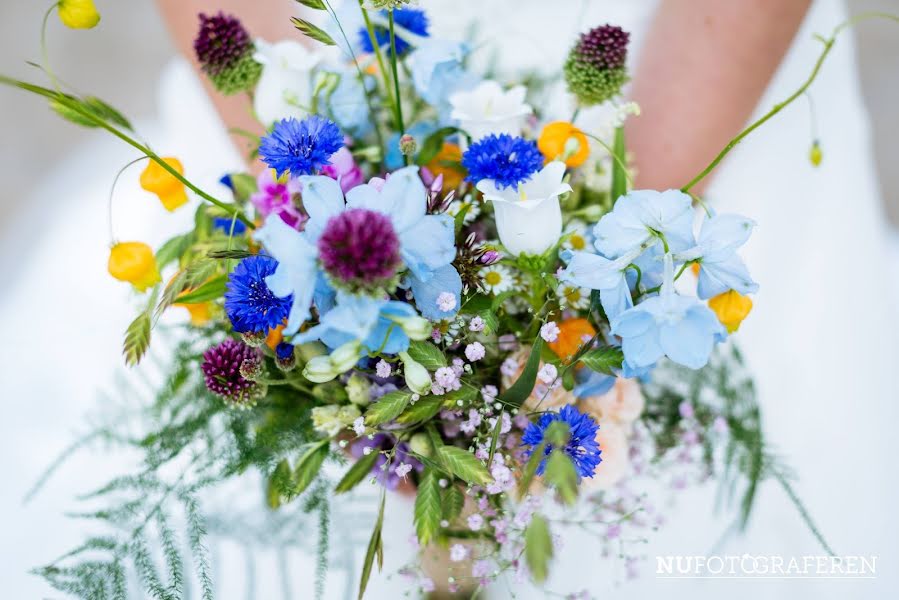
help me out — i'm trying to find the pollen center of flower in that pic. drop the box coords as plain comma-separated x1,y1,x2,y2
318,208,401,290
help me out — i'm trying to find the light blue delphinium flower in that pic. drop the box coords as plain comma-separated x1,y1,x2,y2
573,370,616,399
409,39,480,114
385,121,437,170
678,213,758,299
319,70,373,137
560,249,635,321
611,254,725,370
408,263,462,321
594,189,695,259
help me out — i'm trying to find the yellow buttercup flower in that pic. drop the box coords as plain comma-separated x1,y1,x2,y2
538,121,590,168
108,242,161,292
58,0,101,30
140,157,188,212
708,289,753,333
176,302,213,327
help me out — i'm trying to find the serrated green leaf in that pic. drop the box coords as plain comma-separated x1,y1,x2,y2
414,470,442,546
334,450,380,494
544,450,579,505
578,346,624,375
267,459,292,509
358,492,385,600
517,442,545,498
498,337,544,408
436,446,491,486
364,390,413,426
478,310,500,334
442,484,465,522
415,126,462,166
295,0,326,9
441,386,478,410
122,310,151,367
405,340,447,370
291,17,336,46
524,514,554,584
396,395,444,425
293,440,330,497
173,275,226,304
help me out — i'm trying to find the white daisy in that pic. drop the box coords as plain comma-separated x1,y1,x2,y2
481,264,514,294
562,220,592,253
557,282,591,310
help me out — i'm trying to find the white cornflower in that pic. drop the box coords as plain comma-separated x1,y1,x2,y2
375,359,392,378
449,543,469,562
465,342,486,362
481,265,514,294
540,321,561,343
469,316,485,332
557,282,590,310
395,462,413,479
436,291,457,313
537,364,558,384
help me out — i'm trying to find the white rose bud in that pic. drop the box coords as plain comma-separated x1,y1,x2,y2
399,351,432,394
303,355,337,383
330,340,363,374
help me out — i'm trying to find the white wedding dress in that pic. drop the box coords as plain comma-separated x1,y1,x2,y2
2,0,897,598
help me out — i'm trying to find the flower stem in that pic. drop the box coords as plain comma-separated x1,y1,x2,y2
360,5,399,122
387,10,408,165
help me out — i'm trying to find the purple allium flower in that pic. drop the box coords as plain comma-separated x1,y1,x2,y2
462,134,544,189
259,116,344,178
318,208,402,289
201,339,260,402
521,405,602,479
350,433,423,490
574,24,630,71
224,255,293,334
194,12,253,75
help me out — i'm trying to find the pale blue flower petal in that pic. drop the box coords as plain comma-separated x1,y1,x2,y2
593,194,652,258
363,301,416,354
697,254,759,299
409,264,462,321
380,166,428,232
600,276,634,321
698,214,755,260
658,304,723,369
298,175,346,241
399,214,456,282
573,371,616,398
296,292,384,347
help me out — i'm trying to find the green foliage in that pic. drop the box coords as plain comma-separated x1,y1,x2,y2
442,484,465,522
358,493,385,600
544,451,578,505
435,446,491,486
415,126,463,165
517,442,545,498
291,17,337,46
292,439,330,498
578,346,624,375
49,94,133,131
413,469,442,546
524,515,553,584
172,275,227,304
610,126,628,200
396,394,444,425
498,337,543,408
122,309,152,367
404,340,447,370
155,260,218,321
364,390,413,426
296,0,327,10
334,449,380,494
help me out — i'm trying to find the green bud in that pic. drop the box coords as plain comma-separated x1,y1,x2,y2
330,340,363,374
409,432,431,457
388,314,432,341
304,355,338,383
346,373,372,406
399,351,432,394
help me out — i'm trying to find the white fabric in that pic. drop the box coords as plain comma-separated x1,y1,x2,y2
2,0,897,598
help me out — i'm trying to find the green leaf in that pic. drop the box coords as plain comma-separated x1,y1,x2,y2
291,17,337,46
442,484,465,522
155,233,194,269
48,94,133,131
578,346,624,375
414,470,443,547
435,446,491,486
478,310,500,335
498,337,543,408
155,260,217,320
206,249,253,260
173,275,226,304
544,450,579,505
364,390,413,426
610,125,627,201
293,440,330,498
415,126,462,165
83,96,133,131
358,493,386,600
225,173,258,203
267,459,293,509
295,0,326,9
49,97,97,127
524,514,554,584
517,442,545,498
396,395,444,425
334,450,380,494
122,309,151,367
405,340,447,370
486,410,504,468
441,386,478,410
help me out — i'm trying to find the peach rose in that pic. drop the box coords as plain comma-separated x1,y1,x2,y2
584,422,629,490
580,377,644,428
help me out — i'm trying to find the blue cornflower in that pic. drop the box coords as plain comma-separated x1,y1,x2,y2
213,217,247,235
259,116,344,178
521,405,602,479
462,134,544,189
358,8,429,56
224,255,294,334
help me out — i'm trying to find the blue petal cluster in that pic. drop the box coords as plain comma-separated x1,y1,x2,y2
521,405,602,479
259,116,344,178
224,255,294,334
462,134,544,189
358,8,429,56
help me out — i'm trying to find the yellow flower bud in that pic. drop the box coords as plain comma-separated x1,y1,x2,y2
176,302,212,327
809,141,823,167
538,121,590,168
58,0,101,30
140,157,188,212
708,289,753,333
108,242,161,292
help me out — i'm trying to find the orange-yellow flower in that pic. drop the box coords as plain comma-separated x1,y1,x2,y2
58,0,100,30
140,157,188,211
538,121,590,168
176,302,213,326
426,142,465,190
108,242,161,292
708,289,753,333
547,317,596,363
266,323,286,350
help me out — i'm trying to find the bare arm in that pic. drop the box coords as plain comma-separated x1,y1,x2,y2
156,0,300,156
626,0,812,194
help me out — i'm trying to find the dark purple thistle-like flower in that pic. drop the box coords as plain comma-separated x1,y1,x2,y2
194,12,253,75
318,208,402,289
521,405,602,479
574,24,630,71
201,338,259,401
351,433,423,490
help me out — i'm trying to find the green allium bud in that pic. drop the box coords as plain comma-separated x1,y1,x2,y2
207,52,263,96
564,24,630,106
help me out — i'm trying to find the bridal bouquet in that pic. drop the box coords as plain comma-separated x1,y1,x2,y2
5,1,850,598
